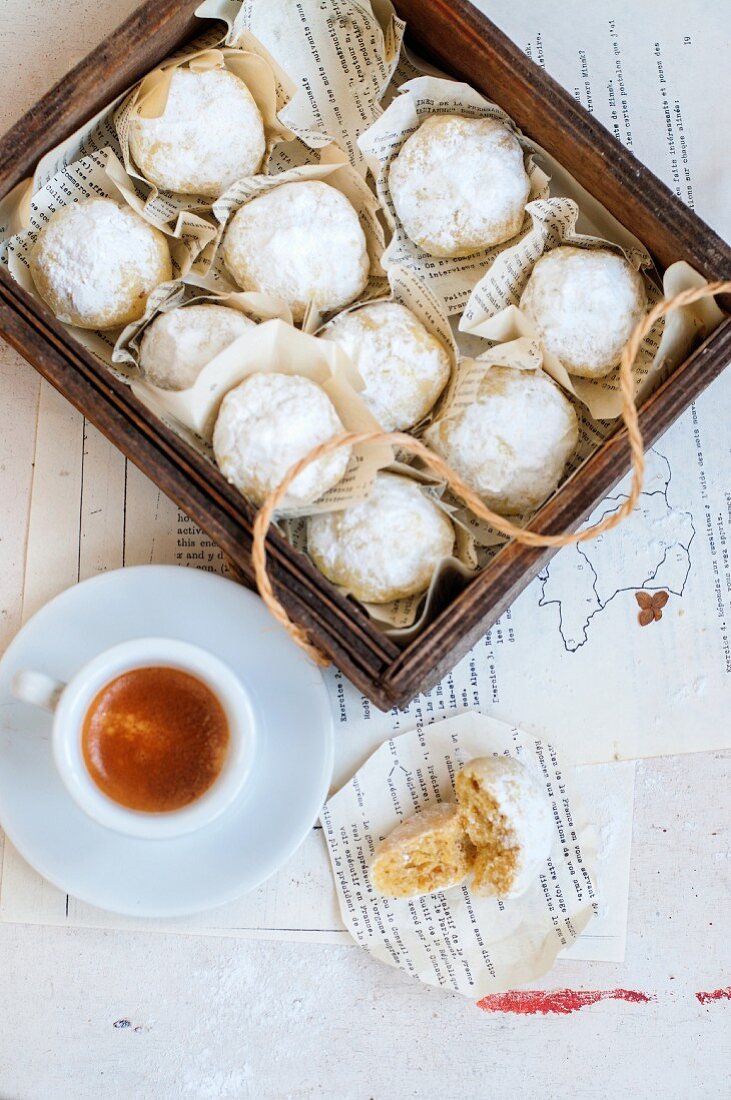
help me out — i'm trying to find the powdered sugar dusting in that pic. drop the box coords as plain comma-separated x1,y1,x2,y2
425,366,578,515
223,181,369,323
307,472,454,603
320,302,450,430
29,198,171,329
520,245,647,378
390,115,530,257
213,372,350,506
129,68,265,197
139,304,254,390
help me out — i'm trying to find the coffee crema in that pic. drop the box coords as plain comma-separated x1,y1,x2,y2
82,666,229,813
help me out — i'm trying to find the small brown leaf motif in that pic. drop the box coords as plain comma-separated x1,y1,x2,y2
636,590,669,626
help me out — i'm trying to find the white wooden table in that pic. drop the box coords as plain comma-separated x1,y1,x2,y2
0,4,728,1097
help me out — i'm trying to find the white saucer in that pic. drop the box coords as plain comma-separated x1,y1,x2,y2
0,566,334,917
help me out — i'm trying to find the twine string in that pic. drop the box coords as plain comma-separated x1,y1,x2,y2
252,280,731,666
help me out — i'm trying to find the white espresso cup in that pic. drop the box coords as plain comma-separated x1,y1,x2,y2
11,638,257,840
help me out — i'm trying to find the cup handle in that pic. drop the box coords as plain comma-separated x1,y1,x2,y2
11,670,66,712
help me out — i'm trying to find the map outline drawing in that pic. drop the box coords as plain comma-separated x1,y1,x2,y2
537,448,695,653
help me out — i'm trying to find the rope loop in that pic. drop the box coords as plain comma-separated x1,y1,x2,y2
251,280,731,665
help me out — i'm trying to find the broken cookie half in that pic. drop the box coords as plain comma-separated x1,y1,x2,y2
370,755,554,900
455,756,554,897
370,803,476,898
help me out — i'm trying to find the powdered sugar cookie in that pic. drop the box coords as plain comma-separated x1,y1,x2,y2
222,181,369,323
307,472,455,603
455,756,553,899
129,68,265,198
139,304,254,390
370,803,475,898
424,366,578,515
519,245,647,378
319,302,451,430
30,198,172,330
213,372,350,508
389,115,530,258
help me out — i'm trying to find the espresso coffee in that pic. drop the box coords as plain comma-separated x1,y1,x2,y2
82,666,229,812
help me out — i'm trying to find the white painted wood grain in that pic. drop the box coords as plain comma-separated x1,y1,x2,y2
0,2,728,1098
0,351,38,653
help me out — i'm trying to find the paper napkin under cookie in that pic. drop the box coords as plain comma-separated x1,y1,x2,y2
320,711,598,997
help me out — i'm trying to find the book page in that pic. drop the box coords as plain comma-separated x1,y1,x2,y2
478,0,729,241
371,0,730,764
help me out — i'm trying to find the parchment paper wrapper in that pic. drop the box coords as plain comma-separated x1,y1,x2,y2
198,0,405,177
0,75,140,241
321,711,598,997
460,198,722,418
206,144,388,315
130,317,393,517
114,42,299,225
111,277,294,384
358,75,551,316
0,147,218,366
0,178,35,241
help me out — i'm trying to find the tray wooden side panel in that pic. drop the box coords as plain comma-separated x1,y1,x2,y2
395,0,731,307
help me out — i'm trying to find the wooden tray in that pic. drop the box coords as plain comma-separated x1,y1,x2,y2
0,0,729,710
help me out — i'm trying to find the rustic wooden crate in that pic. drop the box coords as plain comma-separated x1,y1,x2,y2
0,0,729,710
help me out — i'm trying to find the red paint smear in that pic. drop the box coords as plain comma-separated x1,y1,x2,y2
695,987,731,1005
477,988,654,1016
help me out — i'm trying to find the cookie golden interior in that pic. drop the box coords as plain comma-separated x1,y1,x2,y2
370,803,475,898
455,769,519,896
